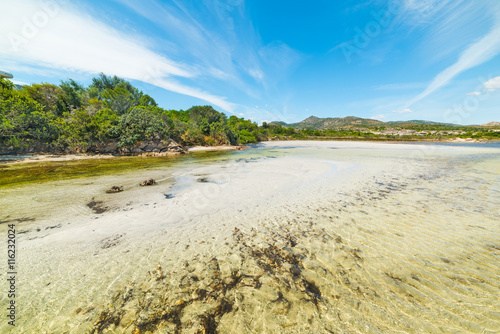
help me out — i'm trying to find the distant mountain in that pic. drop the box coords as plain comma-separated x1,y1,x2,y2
482,121,500,127
271,116,472,130
271,116,500,130
387,120,455,125
271,116,383,130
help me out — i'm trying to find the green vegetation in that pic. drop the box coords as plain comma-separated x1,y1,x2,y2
270,116,500,141
1,74,499,155
0,74,268,154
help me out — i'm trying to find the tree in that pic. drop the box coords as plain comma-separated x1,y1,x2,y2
59,79,84,113
138,94,157,107
1,74,278,153
113,106,169,147
0,86,57,147
101,84,137,114
22,83,64,114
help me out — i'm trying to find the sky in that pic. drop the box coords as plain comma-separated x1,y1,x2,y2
1,0,500,125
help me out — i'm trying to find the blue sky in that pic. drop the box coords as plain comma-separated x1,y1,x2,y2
1,0,500,125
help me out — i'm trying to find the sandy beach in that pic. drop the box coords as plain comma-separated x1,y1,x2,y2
0,145,244,166
1,141,499,333
187,145,243,152
1,154,117,165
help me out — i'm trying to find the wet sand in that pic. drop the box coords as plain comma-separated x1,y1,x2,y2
1,141,499,333
1,145,237,165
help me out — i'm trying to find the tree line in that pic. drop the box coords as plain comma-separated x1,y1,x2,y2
1,73,498,154
0,74,281,153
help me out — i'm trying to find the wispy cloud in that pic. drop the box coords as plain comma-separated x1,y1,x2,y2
423,1,492,62
374,82,425,90
0,0,240,111
257,41,302,89
397,0,456,22
113,0,301,101
369,114,386,120
11,79,29,86
405,3,500,107
466,91,481,96
392,108,413,114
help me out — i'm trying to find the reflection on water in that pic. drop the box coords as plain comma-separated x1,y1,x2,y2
1,141,499,333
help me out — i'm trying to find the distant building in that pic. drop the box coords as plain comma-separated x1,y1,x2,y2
0,69,13,79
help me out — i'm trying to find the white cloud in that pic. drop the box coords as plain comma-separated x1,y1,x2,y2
406,19,500,107
370,114,386,120
375,82,425,90
114,0,301,102
10,79,29,86
392,108,413,114
258,41,302,88
248,68,264,82
400,0,452,18
465,76,500,96
0,0,235,112
482,76,500,92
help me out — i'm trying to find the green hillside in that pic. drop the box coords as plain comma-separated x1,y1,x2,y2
272,116,383,130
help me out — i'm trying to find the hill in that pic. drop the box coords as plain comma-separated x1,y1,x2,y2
387,120,457,126
271,116,383,130
483,121,500,127
270,116,486,130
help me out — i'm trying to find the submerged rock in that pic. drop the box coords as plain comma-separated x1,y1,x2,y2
106,186,124,193
140,178,156,186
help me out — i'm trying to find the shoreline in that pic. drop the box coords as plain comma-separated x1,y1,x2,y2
269,136,495,143
1,138,497,164
0,145,248,165
187,145,245,152
1,153,118,165
0,150,188,165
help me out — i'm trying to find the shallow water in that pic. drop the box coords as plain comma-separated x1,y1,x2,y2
1,141,499,333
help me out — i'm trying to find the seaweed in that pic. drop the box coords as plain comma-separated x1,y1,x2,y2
86,198,108,214
88,226,327,333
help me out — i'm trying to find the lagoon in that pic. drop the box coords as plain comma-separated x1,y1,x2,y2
1,141,499,333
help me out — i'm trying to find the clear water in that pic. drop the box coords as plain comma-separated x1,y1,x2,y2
1,141,499,333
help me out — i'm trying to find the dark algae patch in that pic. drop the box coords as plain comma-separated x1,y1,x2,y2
86,224,331,333
83,179,426,333
87,198,108,214
0,217,36,225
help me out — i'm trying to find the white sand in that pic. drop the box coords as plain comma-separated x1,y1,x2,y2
3,154,116,164
187,145,240,152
